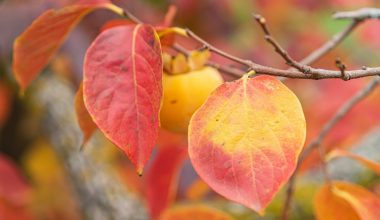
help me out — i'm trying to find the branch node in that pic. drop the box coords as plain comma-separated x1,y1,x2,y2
336,58,349,80
304,66,312,74
198,45,209,51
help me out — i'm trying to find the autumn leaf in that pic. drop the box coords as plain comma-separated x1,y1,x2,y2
189,75,306,214
83,24,163,174
160,204,234,220
12,0,123,91
74,83,97,148
314,181,380,220
327,149,380,175
146,143,187,219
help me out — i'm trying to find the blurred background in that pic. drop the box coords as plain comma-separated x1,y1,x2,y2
1,0,380,219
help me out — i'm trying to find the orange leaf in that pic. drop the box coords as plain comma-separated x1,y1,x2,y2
74,83,97,148
314,181,380,220
327,149,380,175
12,0,123,91
146,144,187,219
160,204,234,220
83,24,163,174
189,75,306,213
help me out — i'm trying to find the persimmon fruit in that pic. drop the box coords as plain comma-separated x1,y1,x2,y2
160,51,223,134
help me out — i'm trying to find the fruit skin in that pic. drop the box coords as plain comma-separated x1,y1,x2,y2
160,66,223,134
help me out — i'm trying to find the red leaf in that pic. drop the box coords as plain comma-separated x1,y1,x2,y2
12,0,122,91
83,24,163,174
74,83,97,147
189,75,306,213
146,143,187,219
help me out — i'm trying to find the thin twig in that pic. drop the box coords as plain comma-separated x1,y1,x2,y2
174,12,362,78
184,28,257,68
122,7,380,80
281,76,380,220
334,8,380,20
298,20,361,66
123,8,245,78
182,14,380,80
253,14,314,73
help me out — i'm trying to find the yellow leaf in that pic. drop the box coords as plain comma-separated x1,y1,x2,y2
189,75,306,213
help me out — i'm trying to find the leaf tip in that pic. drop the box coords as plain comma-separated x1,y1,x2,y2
136,164,144,176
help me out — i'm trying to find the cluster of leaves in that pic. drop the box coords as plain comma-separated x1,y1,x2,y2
6,0,380,219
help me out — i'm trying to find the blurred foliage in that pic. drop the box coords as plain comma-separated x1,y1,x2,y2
1,0,380,219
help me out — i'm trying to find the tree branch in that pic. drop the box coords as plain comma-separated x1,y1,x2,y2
297,20,361,66
252,14,312,73
182,15,380,80
123,8,245,78
334,8,380,20
281,76,380,220
122,7,380,80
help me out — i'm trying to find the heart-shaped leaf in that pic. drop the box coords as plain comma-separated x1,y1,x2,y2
189,75,306,213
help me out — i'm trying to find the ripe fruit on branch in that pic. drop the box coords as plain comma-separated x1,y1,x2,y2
160,50,224,134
